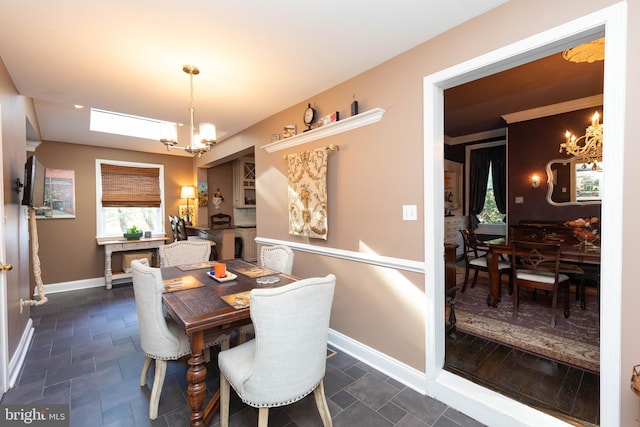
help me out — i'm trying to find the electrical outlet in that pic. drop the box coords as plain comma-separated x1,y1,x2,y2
403,205,417,221
515,196,524,204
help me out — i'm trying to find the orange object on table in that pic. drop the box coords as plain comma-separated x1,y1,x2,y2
213,262,226,278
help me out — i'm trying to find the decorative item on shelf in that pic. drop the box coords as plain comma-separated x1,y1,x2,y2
531,174,541,188
303,103,316,132
159,65,217,158
351,94,358,116
283,124,296,138
212,188,224,209
181,186,196,225
271,133,280,143
321,111,339,126
565,217,599,248
124,225,143,240
560,111,603,170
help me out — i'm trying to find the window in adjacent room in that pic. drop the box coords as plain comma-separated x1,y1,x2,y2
96,160,165,237
465,140,506,236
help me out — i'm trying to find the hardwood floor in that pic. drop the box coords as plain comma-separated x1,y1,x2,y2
445,330,599,426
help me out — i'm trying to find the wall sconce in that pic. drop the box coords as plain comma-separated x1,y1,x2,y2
531,174,541,188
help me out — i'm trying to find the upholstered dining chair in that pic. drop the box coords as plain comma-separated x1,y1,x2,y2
158,240,211,267
168,215,179,242
459,229,512,294
218,274,336,427
511,240,571,327
260,245,294,275
130,259,231,420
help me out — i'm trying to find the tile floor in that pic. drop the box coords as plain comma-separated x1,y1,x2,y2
2,285,485,427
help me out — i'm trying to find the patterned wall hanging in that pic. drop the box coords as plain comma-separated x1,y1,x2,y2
287,147,329,239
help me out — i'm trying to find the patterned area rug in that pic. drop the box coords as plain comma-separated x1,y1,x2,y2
450,269,600,373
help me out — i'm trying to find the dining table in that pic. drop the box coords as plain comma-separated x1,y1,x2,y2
161,258,297,427
482,237,601,307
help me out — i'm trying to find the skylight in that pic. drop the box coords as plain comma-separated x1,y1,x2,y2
90,108,174,140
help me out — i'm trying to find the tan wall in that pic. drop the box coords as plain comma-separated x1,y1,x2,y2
0,58,32,363
33,141,194,284
8,0,638,421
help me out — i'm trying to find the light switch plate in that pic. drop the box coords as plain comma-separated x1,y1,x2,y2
515,196,524,204
403,205,417,220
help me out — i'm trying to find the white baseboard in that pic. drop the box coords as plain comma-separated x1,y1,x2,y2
8,319,33,388
328,329,426,394
35,277,107,296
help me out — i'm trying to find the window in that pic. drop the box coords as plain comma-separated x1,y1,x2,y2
96,160,165,237
465,141,507,236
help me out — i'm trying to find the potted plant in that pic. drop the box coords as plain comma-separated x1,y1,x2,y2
124,225,143,240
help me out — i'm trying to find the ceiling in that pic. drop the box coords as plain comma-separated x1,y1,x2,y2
0,1,603,157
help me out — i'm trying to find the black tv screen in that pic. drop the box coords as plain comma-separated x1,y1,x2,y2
21,155,46,207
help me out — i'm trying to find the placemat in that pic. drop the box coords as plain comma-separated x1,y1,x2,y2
176,261,218,271
162,275,204,293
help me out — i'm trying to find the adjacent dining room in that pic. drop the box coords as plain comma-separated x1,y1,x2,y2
441,36,603,427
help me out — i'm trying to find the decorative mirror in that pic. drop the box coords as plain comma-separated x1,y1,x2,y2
546,158,602,206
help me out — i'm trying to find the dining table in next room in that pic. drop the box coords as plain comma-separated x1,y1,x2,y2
161,258,297,427
483,237,601,308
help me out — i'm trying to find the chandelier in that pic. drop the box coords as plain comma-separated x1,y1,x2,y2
559,111,603,170
160,65,216,157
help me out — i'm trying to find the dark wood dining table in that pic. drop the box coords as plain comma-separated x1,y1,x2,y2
161,258,297,427
483,237,601,307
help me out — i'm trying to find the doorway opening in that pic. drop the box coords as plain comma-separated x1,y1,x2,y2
423,5,626,427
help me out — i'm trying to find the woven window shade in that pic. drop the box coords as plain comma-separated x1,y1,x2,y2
101,164,161,207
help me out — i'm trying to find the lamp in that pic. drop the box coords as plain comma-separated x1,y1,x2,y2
559,111,603,170
181,186,196,225
160,65,217,158
531,174,540,188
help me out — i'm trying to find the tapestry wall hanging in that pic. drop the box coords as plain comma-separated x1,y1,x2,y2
287,147,329,240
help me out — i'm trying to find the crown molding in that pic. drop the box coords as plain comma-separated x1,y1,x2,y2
501,94,603,124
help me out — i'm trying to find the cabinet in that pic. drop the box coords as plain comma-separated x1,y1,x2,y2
233,157,256,208
444,216,467,258
235,227,257,262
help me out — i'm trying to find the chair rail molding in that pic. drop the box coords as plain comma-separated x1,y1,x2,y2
261,108,385,153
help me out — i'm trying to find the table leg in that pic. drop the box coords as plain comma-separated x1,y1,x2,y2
187,331,207,427
105,247,113,290
485,248,501,307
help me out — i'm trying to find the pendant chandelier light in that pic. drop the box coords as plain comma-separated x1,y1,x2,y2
160,65,216,157
560,111,603,170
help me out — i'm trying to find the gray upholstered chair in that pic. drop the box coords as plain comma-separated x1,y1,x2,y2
158,240,211,267
218,274,336,427
130,259,230,420
260,245,294,275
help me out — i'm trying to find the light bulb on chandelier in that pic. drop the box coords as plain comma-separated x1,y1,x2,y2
559,111,603,171
160,65,216,158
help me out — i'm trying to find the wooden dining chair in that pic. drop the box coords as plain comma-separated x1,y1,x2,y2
459,229,512,295
210,213,232,229
511,240,571,327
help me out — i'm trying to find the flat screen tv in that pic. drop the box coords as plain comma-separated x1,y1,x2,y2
21,155,46,208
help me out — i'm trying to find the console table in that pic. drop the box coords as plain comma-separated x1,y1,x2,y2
97,237,170,289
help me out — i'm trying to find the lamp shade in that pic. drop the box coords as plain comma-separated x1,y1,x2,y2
181,186,196,199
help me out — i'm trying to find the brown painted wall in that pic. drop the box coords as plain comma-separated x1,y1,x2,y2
33,141,194,284
508,108,602,226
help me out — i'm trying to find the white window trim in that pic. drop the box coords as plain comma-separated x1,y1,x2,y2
95,159,166,238
464,139,507,237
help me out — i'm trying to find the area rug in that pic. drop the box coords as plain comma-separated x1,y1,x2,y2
449,269,600,373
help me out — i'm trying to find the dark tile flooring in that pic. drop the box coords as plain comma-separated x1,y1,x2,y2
2,285,485,427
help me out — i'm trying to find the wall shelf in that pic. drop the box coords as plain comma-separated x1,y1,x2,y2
261,107,385,153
